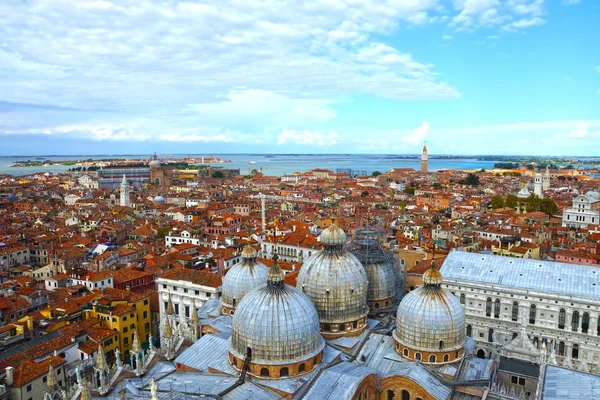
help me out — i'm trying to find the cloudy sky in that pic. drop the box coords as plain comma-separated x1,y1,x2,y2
0,0,599,156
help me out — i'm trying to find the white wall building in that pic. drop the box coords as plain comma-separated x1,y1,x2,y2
64,194,81,206
120,175,131,207
562,192,600,228
441,251,600,373
157,271,222,337
165,230,201,247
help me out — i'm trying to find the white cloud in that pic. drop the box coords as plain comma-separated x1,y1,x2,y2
562,0,580,5
502,17,546,31
158,133,237,143
401,121,431,145
277,128,339,146
0,0,457,115
442,34,453,39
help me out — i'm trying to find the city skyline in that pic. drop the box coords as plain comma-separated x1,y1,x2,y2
1,0,599,156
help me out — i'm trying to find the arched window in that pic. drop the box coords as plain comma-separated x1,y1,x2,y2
533,337,539,348
375,303,380,309
460,294,465,305
558,341,565,356
415,352,421,361
477,349,485,359
582,313,590,334
512,302,519,321
232,298,236,307
572,344,579,359
429,354,436,363
494,299,501,318
260,368,269,377
324,324,331,332
401,390,410,400
572,311,580,332
439,340,444,350
299,363,305,373
403,348,409,357
443,354,449,362
339,323,345,331
280,367,289,377
529,304,536,324
232,358,237,368
466,325,472,337
387,389,395,400
558,309,566,329
486,298,492,317
488,328,494,343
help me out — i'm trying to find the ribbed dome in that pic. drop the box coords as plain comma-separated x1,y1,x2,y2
230,260,324,367
153,196,165,204
149,152,161,168
319,221,347,246
298,223,368,332
393,268,465,357
221,246,269,314
349,229,400,310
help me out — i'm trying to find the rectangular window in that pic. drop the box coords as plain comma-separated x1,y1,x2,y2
27,384,32,392
518,378,526,386
511,376,518,384
175,304,179,314
185,305,190,318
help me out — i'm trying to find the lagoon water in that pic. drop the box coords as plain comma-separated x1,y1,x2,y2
0,154,499,177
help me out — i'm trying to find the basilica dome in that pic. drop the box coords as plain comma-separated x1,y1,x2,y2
221,245,269,315
393,264,466,365
152,195,165,204
585,191,600,200
349,229,401,314
149,152,161,168
297,220,369,338
229,255,325,379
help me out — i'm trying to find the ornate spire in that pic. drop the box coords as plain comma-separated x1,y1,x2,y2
163,317,173,339
165,292,175,315
267,252,285,288
80,378,91,400
191,301,199,326
132,329,142,354
46,361,58,391
241,244,257,261
96,344,108,371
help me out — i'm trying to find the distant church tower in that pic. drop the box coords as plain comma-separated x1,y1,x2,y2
120,175,130,207
543,166,551,190
420,143,428,174
534,169,543,198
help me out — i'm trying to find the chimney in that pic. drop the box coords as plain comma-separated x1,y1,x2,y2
5,366,13,385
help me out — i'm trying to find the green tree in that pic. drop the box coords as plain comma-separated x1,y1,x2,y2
465,173,480,186
212,170,224,178
490,195,505,209
557,175,566,181
372,171,382,177
525,194,542,212
403,187,415,195
526,164,535,170
540,198,558,215
505,194,518,209
157,227,170,238
361,190,369,197
432,183,442,190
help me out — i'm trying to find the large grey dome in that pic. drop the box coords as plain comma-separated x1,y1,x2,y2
297,221,368,337
393,266,466,364
230,257,324,372
221,245,269,315
349,229,400,313
149,152,161,168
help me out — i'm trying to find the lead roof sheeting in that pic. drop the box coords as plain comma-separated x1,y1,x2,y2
174,333,233,373
303,362,378,400
543,366,600,400
196,298,221,319
385,363,452,400
356,333,405,375
440,251,600,300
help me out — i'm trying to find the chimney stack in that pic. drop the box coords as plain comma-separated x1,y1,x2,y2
5,366,13,385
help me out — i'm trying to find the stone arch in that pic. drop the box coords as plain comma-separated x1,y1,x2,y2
260,368,269,377
477,349,486,359
280,367,289,377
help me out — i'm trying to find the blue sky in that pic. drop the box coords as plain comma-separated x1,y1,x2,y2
0,0,599,156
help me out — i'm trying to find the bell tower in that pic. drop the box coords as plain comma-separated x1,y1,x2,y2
420,143,428,174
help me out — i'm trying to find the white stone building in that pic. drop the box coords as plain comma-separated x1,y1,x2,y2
441,250,600,373
165,230,201,247
562,191,600,228
120,175,130,207
157,269,222,337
